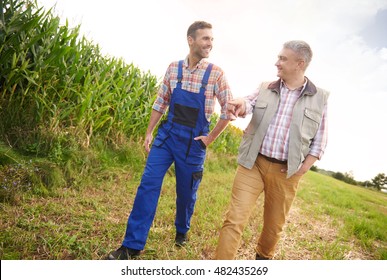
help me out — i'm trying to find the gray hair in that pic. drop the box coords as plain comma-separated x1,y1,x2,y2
283,40,313,69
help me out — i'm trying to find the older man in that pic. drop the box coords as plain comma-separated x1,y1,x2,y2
216,40,329,260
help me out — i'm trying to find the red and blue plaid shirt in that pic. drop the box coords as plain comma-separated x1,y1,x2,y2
153,57,234,121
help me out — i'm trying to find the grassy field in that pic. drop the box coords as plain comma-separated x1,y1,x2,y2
1,144,386,260
2,0,385,261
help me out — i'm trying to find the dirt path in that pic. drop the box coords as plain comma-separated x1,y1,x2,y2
233,198,372,260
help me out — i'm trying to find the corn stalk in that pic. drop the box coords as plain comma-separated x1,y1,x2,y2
0,0,159,157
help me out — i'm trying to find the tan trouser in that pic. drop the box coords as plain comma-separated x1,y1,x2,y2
215,155,302,259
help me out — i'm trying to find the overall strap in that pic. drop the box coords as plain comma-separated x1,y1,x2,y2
177,60,184,88
200,63,213,95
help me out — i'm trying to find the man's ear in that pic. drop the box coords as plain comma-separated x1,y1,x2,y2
298,60,306,70
187,36,194,46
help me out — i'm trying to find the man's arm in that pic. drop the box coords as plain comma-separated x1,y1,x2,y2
227,87,261,118
281,103,328,176
227,98,246,118
144,109,164,153
194,118,230,147
280,154,318,176
295,154,318,176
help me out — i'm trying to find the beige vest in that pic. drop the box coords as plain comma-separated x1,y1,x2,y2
238,79,329,178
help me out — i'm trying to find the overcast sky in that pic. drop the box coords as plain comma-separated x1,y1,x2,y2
37,0,387,181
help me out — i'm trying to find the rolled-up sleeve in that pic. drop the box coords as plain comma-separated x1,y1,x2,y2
152,65,172,114
215,71,234,120
243,88,260,116
309,104,328,159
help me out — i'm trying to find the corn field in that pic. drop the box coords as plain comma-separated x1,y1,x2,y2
0,0,242,199
0,0,158,157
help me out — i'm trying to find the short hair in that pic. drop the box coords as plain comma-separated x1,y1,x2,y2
187,21,212,38
283,40,313,68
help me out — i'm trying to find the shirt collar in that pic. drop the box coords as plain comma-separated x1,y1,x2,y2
269,77,317,96
184,56,206,70
280,78,308,92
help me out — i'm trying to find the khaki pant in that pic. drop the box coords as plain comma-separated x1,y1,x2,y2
215,155,302,259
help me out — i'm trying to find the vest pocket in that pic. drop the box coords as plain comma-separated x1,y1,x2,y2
245,102,267,134
238,133,254,160
301,108,322,145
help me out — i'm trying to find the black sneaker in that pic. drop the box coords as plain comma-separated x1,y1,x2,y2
175,232,187,247
106,246,141,260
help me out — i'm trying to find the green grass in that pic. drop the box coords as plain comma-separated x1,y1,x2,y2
1,0,386,261
1,147,386,260
296,172,387,259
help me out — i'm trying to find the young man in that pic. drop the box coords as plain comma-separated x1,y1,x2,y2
215,40,329,260
107,21,233,260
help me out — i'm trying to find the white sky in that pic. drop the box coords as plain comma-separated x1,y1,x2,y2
37,0,387,181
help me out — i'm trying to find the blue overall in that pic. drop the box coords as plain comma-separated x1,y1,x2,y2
122,61,213,250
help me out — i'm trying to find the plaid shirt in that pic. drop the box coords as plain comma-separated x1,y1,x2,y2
153,57,233,121
245,79,328,160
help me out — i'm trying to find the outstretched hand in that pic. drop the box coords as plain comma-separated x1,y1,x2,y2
227,98,246,118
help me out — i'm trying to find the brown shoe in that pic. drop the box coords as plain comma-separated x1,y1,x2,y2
255,253,269,260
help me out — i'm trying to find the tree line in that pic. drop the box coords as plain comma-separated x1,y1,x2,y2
311,166,387,192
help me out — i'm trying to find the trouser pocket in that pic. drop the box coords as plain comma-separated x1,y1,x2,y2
152,123,171,147
186,138,207,165
191,171,203,190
